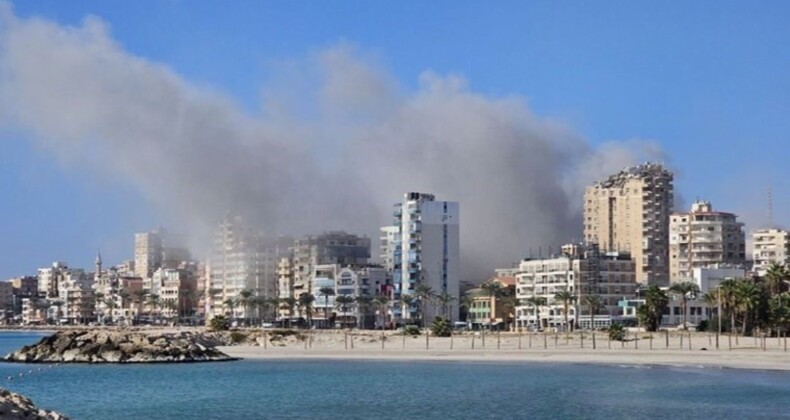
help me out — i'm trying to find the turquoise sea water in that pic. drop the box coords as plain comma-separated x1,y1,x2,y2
0,332,789,419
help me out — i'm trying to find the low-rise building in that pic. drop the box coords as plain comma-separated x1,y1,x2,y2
515,244,638,331
464,276,516,329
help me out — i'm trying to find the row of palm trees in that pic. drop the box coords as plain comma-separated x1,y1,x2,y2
633,263,790,336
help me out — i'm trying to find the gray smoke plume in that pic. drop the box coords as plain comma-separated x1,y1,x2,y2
0,5,665,281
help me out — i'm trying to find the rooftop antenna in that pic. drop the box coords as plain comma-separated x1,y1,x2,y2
767,185,774,228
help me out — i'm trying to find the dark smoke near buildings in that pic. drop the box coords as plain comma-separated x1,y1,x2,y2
0,6,666,281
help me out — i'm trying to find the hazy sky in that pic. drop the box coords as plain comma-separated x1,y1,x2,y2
1,1,789,280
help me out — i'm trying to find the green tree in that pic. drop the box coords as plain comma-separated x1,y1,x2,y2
298,293,315,327
554,289,576,332
720,279,740,335
639,286,668,332
769,293,790,334
431,316,452,337
237,289,254,326
524,296,547,331
765,263,789,297
460,294,475,324
669,281,700,329
735,280,762,336
209,315,229,331
280,297,297,327
415,284,437,328
373,294,391,328
399,293,415,324
223,298,237,322
435,291,456,320
318,286,335,328
335,295,355,327
354,295,373,329
499,294,519,331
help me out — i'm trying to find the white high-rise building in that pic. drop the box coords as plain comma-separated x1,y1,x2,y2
669,200,746,282
752,228,790,275
135,231,163,279
384,192,460,323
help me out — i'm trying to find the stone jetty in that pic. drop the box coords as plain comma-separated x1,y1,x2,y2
4,330,236,363
0,387,68,419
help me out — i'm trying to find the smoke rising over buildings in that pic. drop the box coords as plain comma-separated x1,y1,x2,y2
0,5,666,280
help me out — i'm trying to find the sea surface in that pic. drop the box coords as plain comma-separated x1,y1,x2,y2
0,331,789,419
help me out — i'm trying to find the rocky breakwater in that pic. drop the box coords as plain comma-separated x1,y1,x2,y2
4,330,237,363
0,387,68,419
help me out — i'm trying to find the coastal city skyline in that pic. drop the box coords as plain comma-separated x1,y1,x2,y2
2,2,790,280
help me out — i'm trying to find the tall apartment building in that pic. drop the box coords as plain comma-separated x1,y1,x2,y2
384,192,460,323
135,229,192,277
207,215,290,319
134,231,163,278
584,163,673,286
752,228,790,275
515,244,637,330
669,201,746,282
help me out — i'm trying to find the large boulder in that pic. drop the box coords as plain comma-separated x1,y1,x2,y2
0,387,68,419
5,330,237,364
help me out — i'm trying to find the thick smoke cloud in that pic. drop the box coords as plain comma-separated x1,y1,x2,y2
0,6,664,281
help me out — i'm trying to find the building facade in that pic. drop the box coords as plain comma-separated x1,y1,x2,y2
515,244,638,330
584,163,673,286
669,201,746,282
752,228,790,275
384,192,460,323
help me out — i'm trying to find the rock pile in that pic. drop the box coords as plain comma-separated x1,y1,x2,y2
0,387,68,419
4,330,237,363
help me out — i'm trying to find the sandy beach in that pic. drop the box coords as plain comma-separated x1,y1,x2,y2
218,330,790,371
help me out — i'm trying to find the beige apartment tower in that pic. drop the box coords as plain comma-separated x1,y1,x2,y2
752,228,790,275
669,201,745,282
583,163,673,286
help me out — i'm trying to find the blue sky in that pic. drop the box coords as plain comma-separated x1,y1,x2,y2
1,1,789,278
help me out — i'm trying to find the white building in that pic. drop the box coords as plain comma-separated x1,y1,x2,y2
669,201,745,282
384,192,460,323
752,228,790,275
309,264,387,328
515,244,638,331
692,267,746,294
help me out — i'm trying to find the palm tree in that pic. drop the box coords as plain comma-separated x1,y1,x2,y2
354,296,373,329
499,294,519,331
582,294,603,331
524,296,547,331
702,290,719,328
318,287,335,328
480,281,503,329
669,281,700,330
374,294,391,329
765,263,789,296
638,286,669,332
335,295,355,328
460,294,475,325
554,289,576,332
399,293,415,325
735,280,761,336
720,279,740,335
237,289,254,326
103,297,118,324
162,299,178,321
223,298,237,322
298,293,315,327
146,293,160,323
414,285,436,328
130,289,146,325
281,297,297,327
435,291,456,320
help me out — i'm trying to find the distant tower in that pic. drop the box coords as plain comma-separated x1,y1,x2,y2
767,185,774,228
95,252,102,274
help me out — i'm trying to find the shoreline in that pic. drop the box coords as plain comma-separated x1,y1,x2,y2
219,346,790,371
